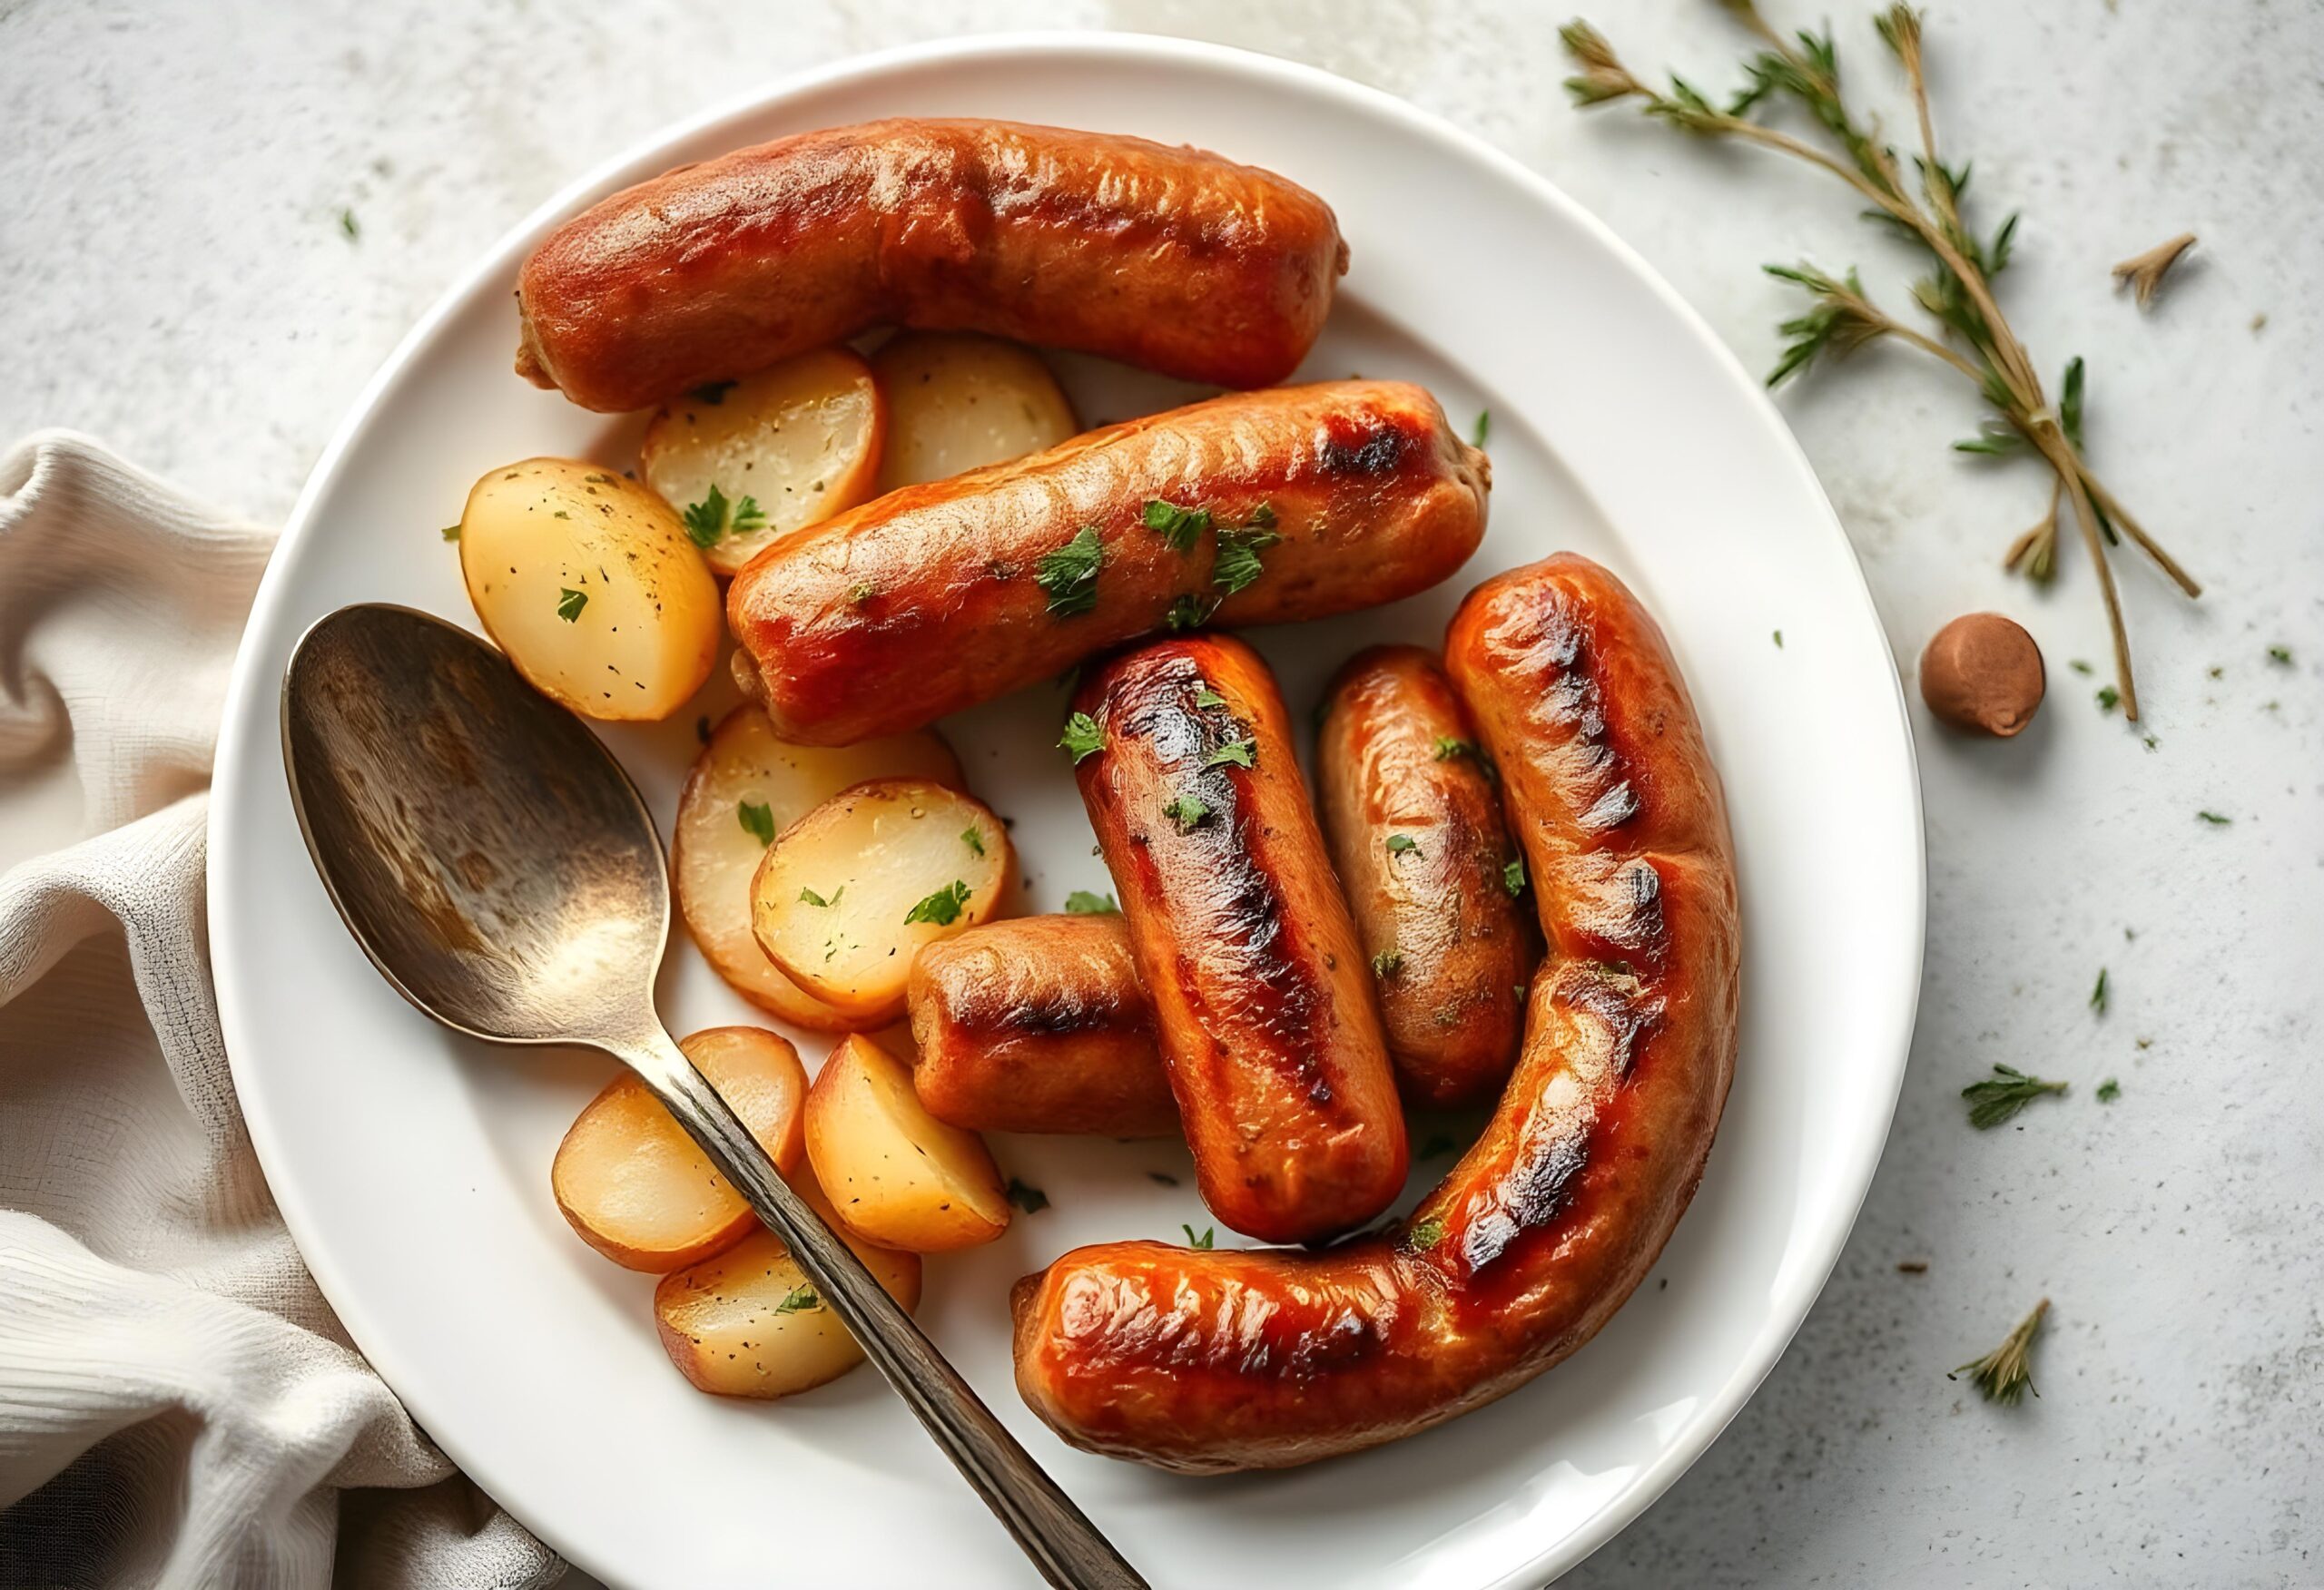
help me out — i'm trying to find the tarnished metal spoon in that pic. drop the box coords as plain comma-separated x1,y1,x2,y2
281,604,1144,1590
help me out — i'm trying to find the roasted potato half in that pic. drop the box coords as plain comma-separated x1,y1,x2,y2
652,1173,921,1399
870,332,1079,492
639,347,884,575
457,456,720,721
674,706,964,1029
805,1034,1010,1252
749,778,1009,1025
551,1026,806,1271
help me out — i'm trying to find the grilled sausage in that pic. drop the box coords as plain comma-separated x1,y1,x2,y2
1011,555,1739,1472
1072,634,1406,1243
727,379,1488,746
514,119,1348,413
906,914,1176,1138
1316,646,1537,1105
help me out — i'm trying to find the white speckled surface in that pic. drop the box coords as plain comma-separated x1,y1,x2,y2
5,2,2319,1585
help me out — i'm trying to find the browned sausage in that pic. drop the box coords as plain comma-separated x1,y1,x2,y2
1010,554,1738,1472
905,914,1177,1138
1072,634,1406,1244
514,119,1348,413
1316,645,1537,1105
727,379,1487,746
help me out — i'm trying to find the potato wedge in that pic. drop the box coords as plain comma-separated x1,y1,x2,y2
749,778,1009,1025
639,347,884,575
551,1027,806,1271
458,456,719,720
653,1173,921,1399
804,1034,1009,1252
871,332,1078,492
675,707,963,1029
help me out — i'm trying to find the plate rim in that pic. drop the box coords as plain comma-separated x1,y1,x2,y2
208,29,1926,1587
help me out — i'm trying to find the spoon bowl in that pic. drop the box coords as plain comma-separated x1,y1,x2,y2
280,604,1142,1590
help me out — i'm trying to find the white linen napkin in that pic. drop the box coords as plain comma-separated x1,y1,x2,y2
0,431,564,1590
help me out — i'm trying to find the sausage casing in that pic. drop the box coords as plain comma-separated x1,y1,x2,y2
515,118,1347,413
905,914,1176,1139
727,379,1488,746
1011,555,1739,1471
1315,645,1536,1104
1072,634,1407,1243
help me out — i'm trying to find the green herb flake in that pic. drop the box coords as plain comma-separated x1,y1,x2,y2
1162,794,1209,831
1059,712,1106,763
2268,644,2292,664
1005,1178,1050,1214
773,1283,821,1316
1164,594,1219,632
2095,685,2121,713
1961,1064,2069,1130
1064,890,1119,915
1773,629,1784,648
1183,1224,1216,1250
1385,833,1421,859
1212,525,1285,597
1142,499,1212,554
2197,810,2232,826
846,582,876,605
1035,525,1105,616
1472,409,1492,447
737,800,776,846
1204,738,1256,770
439,523,461,543
2090,967,2108,1014
1193,686,1229,711
552,509,570,519
903,880,972,927
798,886,843,908
1951,1299,2048,1406
556,588,587,623
1432,735,1475,762
1503,855,1527,897
1406,1215,1448,1251
2096,1077,2122,1103
1372,948,1403,978
682,485,734,548
2068,659,2094,676
961,826,986,858
338,208,359,240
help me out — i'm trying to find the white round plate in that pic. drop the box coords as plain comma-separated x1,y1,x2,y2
210,33,1922,1590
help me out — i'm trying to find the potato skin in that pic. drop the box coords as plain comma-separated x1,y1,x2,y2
1012,555,1739,1473
728,379,1489,746
1072,635,1406,1244
907,915,1177,1138
1316,646,1535,1105
515,119,1347,413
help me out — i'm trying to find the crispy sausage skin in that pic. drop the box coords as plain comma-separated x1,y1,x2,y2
728,380,1488,747
1011,555,1738,1472
1316,645,1537,1105
1073,634,1407,1244
514,119,1348,413
906,914,1177,1138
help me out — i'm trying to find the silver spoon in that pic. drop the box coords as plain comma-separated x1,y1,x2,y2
281,603,1144,1590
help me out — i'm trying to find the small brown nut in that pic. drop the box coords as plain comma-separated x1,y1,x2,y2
1919,613,2044,737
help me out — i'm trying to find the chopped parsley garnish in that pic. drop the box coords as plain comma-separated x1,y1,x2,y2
1211,525,1285,596
1059,712,1106,763
338,208,359,240
2095,684,2121,713
1406,1215,1448,1251
439,523,461,543
551,509,570,520
737,800,775,845
1472,410,1491,447
903,880,972,927
681,484,765,549
961,826,986,857
1064,890,1119,915
1183,1224,1216,1250
2268,644,2292,664
2096,1077,2122,1103
1385,833,1421,858
1192,686,1228,711
1162,795,1209,830
1005,1178,1050,1214
773,1283,821,1315
1164,594,1218,631
1372,948,1403,977
556,588,587,623
1961,1064,2068,1129
1035,525,1104,616
798,886,843,908
2196,810,2231,826
1142,499,1212,554
2090,967,2108,1013
1203,738,1256,770
1432,736,1476,761
1503,856,1527,896
2068,659,2093,676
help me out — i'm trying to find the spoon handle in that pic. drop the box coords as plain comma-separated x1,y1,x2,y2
617,1029,1148,1590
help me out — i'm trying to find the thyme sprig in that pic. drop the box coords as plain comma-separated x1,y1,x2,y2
1561,5,2201,721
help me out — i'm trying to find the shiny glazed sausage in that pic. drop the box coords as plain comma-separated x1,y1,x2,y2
514,119,1348,413
1011,555,1739,1472
1072,634,1407,1244
905,914,1177,1139
728,380,1488,746
1315,645,1536,1105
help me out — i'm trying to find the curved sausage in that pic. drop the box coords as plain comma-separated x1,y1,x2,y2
1010,555,1738,1472
1315,645,1537,1105
1072,634,1407,1244
906,914,1177,1139
515,118,1348,413
729,379,1489,746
